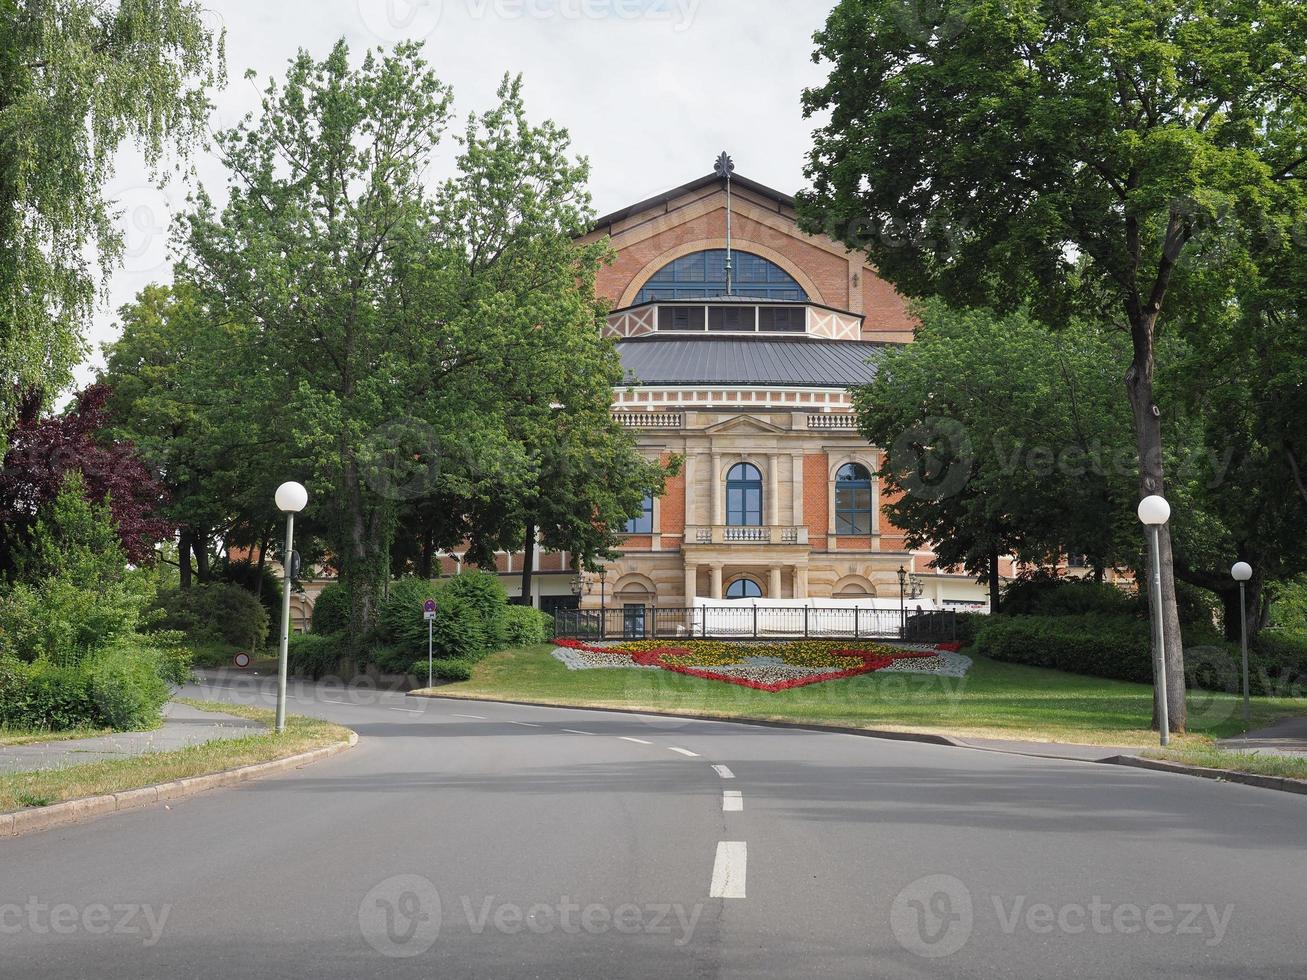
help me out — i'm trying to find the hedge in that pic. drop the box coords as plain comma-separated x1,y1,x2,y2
973,614,1154,684
501,605,555,647
151,583,269,651
287,632,345,681
311,582,352,636
440,571,509,649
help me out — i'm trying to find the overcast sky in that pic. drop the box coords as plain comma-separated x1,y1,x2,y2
83,0,836,387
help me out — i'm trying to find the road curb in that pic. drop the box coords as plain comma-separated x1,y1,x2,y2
406,692,960,746
1,732,358,840
1103,755,1307,796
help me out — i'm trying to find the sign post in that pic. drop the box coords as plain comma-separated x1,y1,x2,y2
424,599,438,688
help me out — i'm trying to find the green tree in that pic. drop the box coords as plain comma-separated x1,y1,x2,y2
0,0,223,437
800,0,1307,732
857,300,1139,610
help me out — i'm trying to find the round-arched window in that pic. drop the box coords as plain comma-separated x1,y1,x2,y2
726,579,764,600
835,463,874,535
636,250,809,303
726,463,763,527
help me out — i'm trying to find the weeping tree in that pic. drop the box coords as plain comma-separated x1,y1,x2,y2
799,0,1307,732
0,0,223,439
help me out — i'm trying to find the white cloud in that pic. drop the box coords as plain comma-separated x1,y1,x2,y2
81,0,834,386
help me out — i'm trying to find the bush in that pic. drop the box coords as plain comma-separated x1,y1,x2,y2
429,595,487,661
151,584,269,651
288,632,344,681
377,578,442,651
217,559,284,638
501,605,554,647
1000,576,1137,617
440,571,509,649
312,582,352,636
0,642,176,732
412,657,478,683
974,614,1154,683
0,570,154,665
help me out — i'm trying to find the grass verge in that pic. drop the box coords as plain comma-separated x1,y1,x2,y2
1143,746,1307,781
414,644,1306,749
0,700,353,813
0,727,115,748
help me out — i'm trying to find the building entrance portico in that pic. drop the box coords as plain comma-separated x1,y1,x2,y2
683,560,810,601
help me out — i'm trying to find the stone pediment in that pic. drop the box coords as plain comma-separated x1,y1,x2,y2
703,415,789,436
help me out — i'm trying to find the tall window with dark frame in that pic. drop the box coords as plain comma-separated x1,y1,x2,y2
624,494,654,534
726,463,764,527
834,464,874,535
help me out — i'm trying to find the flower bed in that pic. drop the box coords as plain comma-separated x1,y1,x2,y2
553,638,963,692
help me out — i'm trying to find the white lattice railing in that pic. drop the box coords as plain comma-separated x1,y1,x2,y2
686,526,810,547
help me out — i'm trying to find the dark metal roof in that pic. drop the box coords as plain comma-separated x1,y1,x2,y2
615,336,886,388
591,172,795,233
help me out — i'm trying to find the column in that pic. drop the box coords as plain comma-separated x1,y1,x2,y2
768,454,780,527
791,454,805,525
684,564,698,605
711,451,723,526
710,564,724,600
794,565,809,599
769,566,783,601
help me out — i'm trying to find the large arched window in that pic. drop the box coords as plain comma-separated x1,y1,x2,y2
835,463,874,535
636,250,809,303
726,463,764,527
726,579,764,600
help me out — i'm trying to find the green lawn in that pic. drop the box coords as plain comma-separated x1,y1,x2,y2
0,701,353,813
415,644,1307,749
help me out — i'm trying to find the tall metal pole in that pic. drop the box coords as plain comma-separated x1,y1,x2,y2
1239,581,1250,725
725,169,733,297
1149,525,1170,747
276,512,295,734
428,616,434,691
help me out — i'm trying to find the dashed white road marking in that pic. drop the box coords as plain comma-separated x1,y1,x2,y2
710,842,747,899
669,747,700,758
561,729,595,736
712,765,735,779
453,714,486,720
620,737,653,745
389,707,424,714
722,791,743,812
509,721,541,728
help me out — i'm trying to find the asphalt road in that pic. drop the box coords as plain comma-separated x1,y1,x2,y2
2,671,1305,979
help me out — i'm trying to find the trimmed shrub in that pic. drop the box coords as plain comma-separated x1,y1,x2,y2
85,645,172,730
312,582,353,636
0,657,94,731
288,632,344,681
440,571,509,649
151,584,269,651
377,578,442,652
0,643,176,732
1000,577,1136,617
412,657,478,683
501,605,555,647
429,595,487,661
974,614,1154,683
217,559,284,638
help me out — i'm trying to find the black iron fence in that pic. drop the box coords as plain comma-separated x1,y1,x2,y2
553,606,958,644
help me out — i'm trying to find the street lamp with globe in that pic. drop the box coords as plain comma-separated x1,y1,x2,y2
1137,495,1172,746
1232,562,1254,725
274,482,308,733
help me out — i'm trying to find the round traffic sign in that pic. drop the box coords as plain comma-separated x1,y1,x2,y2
234,652,252,669
424,599,438,613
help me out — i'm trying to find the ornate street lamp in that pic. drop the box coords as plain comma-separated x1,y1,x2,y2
897,565,908,636
1232,562,1253,725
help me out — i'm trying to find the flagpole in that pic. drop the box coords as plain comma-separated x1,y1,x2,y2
716,152,735,296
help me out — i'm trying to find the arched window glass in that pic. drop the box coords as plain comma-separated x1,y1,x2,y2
624,494,654,534
636,250,809,303
835,463,874,535
726,579,764,600
726,463,763,527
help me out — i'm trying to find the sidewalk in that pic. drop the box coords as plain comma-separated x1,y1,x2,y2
0,702,265,775
1219,717,1307,758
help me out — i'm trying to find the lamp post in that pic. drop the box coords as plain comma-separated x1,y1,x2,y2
897,565,908,637
274,482,308,734
1232,562,1253,725
1137,495,1172,746
599,567,608,639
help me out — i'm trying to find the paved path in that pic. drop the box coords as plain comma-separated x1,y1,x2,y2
1220,716,1307,758
0,701,265,775
1,669,1304,979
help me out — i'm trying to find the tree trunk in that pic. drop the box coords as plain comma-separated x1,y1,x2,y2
178,529,194,589
254,524,272,600
1125,343,1188,734
192,531,211,584
988,544,1001,613
520,523,537,608
418,525,435,581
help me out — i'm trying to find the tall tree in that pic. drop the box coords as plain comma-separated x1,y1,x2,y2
800,0,1307,732
856,300,1139,610
0,0,223,437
